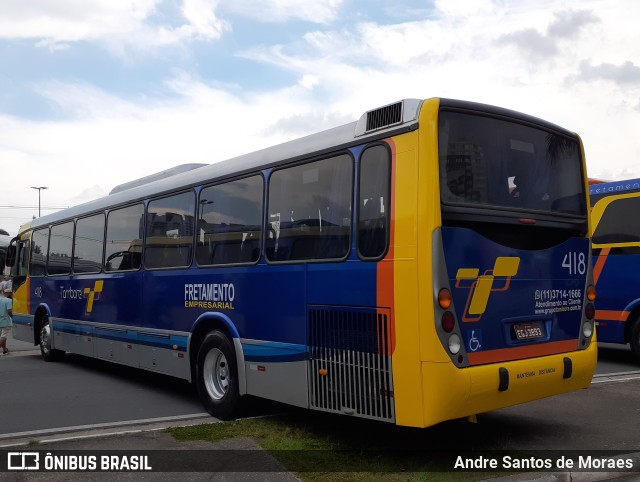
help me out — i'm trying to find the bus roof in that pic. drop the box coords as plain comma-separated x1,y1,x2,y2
24,97,580,233
109,163,208,195
25,98,424,233
589,178,640,205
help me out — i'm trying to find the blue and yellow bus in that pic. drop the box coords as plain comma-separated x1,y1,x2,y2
590,178,640,361
6,98,597,427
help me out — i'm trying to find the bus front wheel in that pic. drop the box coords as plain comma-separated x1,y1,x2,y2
39,316,65,362
196,331,240,420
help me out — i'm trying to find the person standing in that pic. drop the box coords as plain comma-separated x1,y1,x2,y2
0,288,12,355
0,276,8,296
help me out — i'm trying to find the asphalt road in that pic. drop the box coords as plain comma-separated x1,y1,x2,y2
2,331,639,440
1,352,206,436
596,342,640,374
3,332,640,481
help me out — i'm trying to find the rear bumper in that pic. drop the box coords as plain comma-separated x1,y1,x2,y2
418,341,597,427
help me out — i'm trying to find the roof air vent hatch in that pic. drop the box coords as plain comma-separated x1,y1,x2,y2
354,98,422,137
366,101,403,132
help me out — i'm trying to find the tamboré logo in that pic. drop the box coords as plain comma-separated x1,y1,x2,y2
83,280,104,314
455,257,520,322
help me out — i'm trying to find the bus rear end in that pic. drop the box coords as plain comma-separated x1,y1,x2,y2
420,99,596,426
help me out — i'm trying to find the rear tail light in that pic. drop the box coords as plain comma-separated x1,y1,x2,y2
441,311,455,332
438,288,452,309
582,321,593,338
437,288,462,357
585,302,595,320
586,285,596,302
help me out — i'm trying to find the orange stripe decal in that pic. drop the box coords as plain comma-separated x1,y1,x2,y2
595,310,629,322
593,247,610,285
467,339,579,365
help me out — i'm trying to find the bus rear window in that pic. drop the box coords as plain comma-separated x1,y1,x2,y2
438,111,586,217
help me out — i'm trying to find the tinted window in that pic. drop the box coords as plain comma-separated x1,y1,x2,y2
16,240,30,277
267,155,352,262
30,229,49,277
593,197,640,244
105,204,143,272
145,191,195,269
358,145,391,259
74,213,105,274
439,111,586,216
197,176,263,266
48,222,74,275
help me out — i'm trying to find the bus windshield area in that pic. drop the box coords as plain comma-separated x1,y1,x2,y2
438,111,586,218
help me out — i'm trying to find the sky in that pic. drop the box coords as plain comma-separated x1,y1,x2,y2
1,0,640,236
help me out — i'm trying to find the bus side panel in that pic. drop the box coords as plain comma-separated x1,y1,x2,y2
27,273,144,328
593,249,639,343
146,264,311,407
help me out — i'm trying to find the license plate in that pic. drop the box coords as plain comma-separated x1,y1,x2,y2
513,321,545,341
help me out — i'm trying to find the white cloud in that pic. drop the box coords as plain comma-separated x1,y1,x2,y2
225,0,344,24
235,0,640,181
0,0,341,56
2,0,640,235
0,0,228,53
0,0,159,42
181,0,228,40
298,74,319,90
0,70,349,233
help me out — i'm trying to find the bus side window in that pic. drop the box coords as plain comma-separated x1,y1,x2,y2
30,228,50,277
358,145,390,260
196,175,263,266
144,191,195,269
74,213,105,274
593,196,640,244
48,221,74,276
267,154,352,262
16,240,30,277
105,203,144,272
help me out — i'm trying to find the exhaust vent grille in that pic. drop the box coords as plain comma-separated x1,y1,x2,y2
308,306,394,422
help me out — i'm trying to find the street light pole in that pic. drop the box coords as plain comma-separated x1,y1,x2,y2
31,186,48,217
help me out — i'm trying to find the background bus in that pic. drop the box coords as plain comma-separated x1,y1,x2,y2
6,97,597,428
590,178,640,361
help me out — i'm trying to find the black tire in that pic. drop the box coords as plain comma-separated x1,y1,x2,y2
196,331,240,419
39,315,65,362
630,319,640,363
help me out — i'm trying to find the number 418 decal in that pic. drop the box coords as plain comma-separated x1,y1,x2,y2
562,251,586,275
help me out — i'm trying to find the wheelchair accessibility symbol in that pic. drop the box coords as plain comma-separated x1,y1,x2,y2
467,330,482,352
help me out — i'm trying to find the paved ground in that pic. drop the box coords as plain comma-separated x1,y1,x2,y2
1,331,301,480
3,328,36,354
4,330,640,481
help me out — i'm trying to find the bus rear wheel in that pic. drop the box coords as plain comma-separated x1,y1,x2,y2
39,315,65,362
196,331,240,419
